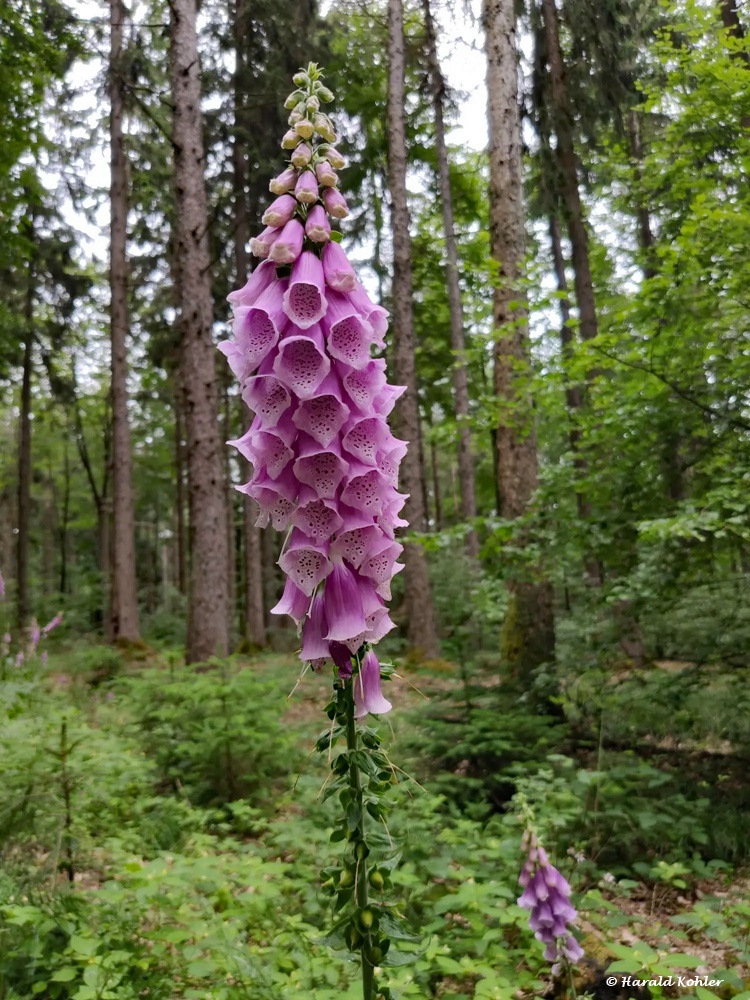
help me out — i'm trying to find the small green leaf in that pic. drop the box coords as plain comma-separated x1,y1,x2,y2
70,936,100,957
51,968,78,982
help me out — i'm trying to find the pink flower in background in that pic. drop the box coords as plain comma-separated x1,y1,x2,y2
219,67,403,715
42,613,63,635
29,620,41,652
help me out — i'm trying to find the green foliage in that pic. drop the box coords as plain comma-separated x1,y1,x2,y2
119,659,301,816
2,647,750,998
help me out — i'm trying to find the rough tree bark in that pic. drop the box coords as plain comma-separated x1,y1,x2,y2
168,0,230,662
233,0,265,647
540,0,598,344
387,0,439,659
109,0,141,643
483,0,555,683
422,0,478,557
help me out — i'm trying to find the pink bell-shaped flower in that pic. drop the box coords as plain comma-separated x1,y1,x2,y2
282,252,328,329
353,650,392,718
323,561,368,644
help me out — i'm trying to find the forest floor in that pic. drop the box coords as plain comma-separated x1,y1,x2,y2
5,643,749,999
254,652,750,997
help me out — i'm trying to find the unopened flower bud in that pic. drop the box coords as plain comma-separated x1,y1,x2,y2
295,170,319,205
369,870,385,891
268,219,304,264
315,160,338,188
269,167,296,195
322,240,356,291
324,147,346,169
291,142,312,168
316,85,334,103
306,95,320,112
359,908,375,929
295,119,315,140
281,128,302,150
262,194,297,228
288,109,304,125
293,71,308,87
284,90,305,110
354,841,369,861
313,113,336,143
322,186,349,219
345,925,362,951
305,205,331,243
339,868,354,888
249,225,278,258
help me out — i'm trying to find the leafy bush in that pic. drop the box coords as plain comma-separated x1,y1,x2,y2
119,660,301,819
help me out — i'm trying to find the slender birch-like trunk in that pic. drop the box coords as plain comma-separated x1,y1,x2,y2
109,0,140,643
540,0,598,344
16,329,32,629
387,0,439,658
422,0,479,557
233,0,265,647
168,0,230,662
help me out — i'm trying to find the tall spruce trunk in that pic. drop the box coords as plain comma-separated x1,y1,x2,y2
483,0,555,685
109,0,140,643
387,0,439,659
540,0,598,344
16,329,32,629
233,0,265,648
422,0,478,557
168,0,230,662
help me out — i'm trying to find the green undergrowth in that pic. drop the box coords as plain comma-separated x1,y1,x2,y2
0,648,748,999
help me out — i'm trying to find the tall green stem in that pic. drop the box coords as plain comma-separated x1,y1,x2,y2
345,680,375,1000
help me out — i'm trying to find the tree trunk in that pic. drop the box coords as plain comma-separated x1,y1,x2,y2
626,109,657,280
42,472,56,595
540,0,598,344
59,443,70,595
483,0,555,684
430,436,443,531
16,330,32,629
422,0,479,557
109,0,141,643
387,0,439,658
169,0,230,662
549,215,603,585
233,0,266,649
549,215,585,495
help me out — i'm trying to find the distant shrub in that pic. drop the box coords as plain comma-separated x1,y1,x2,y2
121,660,301,817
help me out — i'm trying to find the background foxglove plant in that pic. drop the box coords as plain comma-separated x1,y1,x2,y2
518,800,584,984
